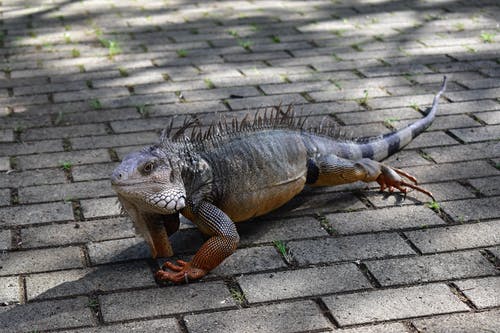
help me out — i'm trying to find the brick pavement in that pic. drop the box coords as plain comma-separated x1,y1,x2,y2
0,0,499,332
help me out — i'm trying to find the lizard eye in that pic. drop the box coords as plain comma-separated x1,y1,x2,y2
142,162,155,174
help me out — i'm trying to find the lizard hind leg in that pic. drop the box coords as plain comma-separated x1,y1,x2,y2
307,155,434,200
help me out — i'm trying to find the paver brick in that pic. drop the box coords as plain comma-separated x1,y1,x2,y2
324,205,445,235
80,197,122,219
19,180,114,203
0,230,10,250
454,276,500,309
0,139,63,157
238,263,371,303
474,110,500,125
0,168,66,188
26,261,155,300
16,149,111,170
441,197,500,221
412,309,500,333
237,216,328,246
366,250,497,286
0,201,73,227
87,237,150,265
72,162,118,182
423,142,500,163
21,217,135,248
0,189,10,206
401,160,499,183
436,100,500,116
184,300,332,333
99,281,234,322
450,125,500,143
323,284,469,326
0,296,93,332
0,246,83,276
405,220,500,253
211,246,287,276
58,318,183,333
288,233,416,266
70,132,159,150
339,323,410,333
0,276,20,304
469,175,500,196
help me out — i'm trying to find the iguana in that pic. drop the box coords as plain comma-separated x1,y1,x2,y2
111,76,447,283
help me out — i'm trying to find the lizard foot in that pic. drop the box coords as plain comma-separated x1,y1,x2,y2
376,165,435,200
155,260,207,283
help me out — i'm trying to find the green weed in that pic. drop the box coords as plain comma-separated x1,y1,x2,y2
60,161,72,171
480,32,495,43
89,99,102,109
176,49,188,57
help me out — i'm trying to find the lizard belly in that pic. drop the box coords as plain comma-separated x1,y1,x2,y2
221,173,306,222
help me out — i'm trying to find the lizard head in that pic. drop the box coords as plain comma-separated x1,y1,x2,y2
110,145,187,214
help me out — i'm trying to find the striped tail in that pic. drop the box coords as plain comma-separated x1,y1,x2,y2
356,76,447,161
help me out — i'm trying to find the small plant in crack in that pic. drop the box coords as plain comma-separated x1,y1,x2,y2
409,102,419,111
118,67,129,77
454,22,465,32
136,104,150,118
480,32,495,43
60,161,73,171
426,200,441,211
351,43,363,52
227,29,239,38
229,288,245,306
238,39,253,51
271,35,281,43
204,78,215,89
384,117,399,128
71,48,80,58
176,49,188,58
273,240,293,264
356,90,369,107
89,99,102,109
98,38,121,57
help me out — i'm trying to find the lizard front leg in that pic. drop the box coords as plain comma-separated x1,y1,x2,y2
308,155,434,200
155,201,239,283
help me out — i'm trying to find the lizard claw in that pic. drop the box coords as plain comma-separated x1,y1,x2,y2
155,260,207,283
376,165,435,200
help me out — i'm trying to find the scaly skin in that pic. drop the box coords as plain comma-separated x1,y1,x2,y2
111,77,447,283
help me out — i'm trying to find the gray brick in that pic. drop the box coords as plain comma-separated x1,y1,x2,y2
58,318,182,333
17,149,111,170
0,189,9,206
446,88,500,102
423,142,500,163
211,246,287,276
53,86,129,103
0,157,9,171
412,309,500,333
19,180,114,203
427,114,482,131
405,220,500,253
87,237,150,265
0,129,14,142
437,100,500,116
0,276,19,304
0,139,63,157
367,251,497,286
469,176,500,196
459,78,500,89
475,110,500,125
227,93,307,110
383,150,434,168
80,197,122,219
309,87,389,103
238,263,370,303
99,282,234,322
325,205,445,235
26,261,155,300
402,160,499,183
99,93,178,109
339,323,410,333
109,118,171,133
337,107,420,125
259,81,337,95
0,201,73,227
0,230,10,250
71,131,158,150
0,296,93,332
185,300,331,333
237,216,328,246
0,246,83,276
323,284,469,325
72,162,118,181
289,233,416,266
57,108,141,125
366,93,440,110
181,86,261,102
148,100,228,117
441,198,500,222
450,125,500,143
133,80,206,95
1,169,66,190
21,217,135,248
454,276,500,309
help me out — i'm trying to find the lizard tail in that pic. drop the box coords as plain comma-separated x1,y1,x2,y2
355,75,447,161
